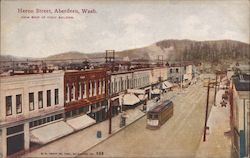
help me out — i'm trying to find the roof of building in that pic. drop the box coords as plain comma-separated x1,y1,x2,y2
233,74,250,91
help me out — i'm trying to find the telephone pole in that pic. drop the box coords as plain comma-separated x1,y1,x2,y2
214,71,218,106
105,50,115,134
203,79,215,142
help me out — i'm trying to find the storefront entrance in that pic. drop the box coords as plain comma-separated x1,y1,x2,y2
6,124,25,156
7,133,24,156
111,98,120,117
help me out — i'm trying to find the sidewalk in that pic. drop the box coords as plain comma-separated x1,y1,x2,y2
22,105,145,158
195,89,232,158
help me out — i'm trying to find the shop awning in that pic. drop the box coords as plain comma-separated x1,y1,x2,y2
123,93,140,106
138,94,147,101
66,114,96,131
162,81,174,89
30,121,74,144
151,88,161,94
127,89,145,94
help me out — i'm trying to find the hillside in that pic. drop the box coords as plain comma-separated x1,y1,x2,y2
1,39,249,63
45,51,89,61
85,39,250,62
155,39,250,62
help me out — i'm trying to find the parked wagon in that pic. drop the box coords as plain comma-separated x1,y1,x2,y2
146,100,174,129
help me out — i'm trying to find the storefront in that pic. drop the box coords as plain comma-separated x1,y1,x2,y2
90,101,108,123
111,98,121,117
6,124,25,156
122,93,141,111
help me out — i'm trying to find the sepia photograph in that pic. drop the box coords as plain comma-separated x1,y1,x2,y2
0,0,249,157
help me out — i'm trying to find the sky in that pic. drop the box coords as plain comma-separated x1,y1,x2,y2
1,0,249,58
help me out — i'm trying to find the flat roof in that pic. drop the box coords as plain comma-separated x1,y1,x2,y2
149,100,173,113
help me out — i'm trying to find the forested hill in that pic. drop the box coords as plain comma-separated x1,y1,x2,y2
155,39,249,62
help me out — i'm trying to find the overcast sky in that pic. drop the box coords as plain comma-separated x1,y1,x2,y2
1,0,249,58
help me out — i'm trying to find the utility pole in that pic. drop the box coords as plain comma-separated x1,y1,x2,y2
214,71,218,106
105,50,115,135
203,79,214,142
157,55,163,67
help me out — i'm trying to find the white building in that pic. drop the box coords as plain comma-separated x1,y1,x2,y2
150,67,168,85
110,68,151,113
0,71,72,157
168,63,194,85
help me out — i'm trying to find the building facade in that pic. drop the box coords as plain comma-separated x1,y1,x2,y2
0,71,65,157
64,68,108,123
168,63,194,84
231,74,250,158
110,68,151,114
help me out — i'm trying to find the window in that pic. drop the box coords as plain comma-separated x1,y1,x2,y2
38,91,43,109
66,84,69,102
78,83,81,99
89,82,92,97
71,84,75,100
102,80,105,93
6,96,12,116
170,69,172,73
176,68,179,73
153,115,159,119
16,94,22,114
93,81,96,96
7,124,24,135
82,83,85,98
47,90,51,107
55,89,59,105
99,80,102,94
29,93,34,111
55,114,62,120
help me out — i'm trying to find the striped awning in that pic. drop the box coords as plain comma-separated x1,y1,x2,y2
30,121,74,144
123,93,140,106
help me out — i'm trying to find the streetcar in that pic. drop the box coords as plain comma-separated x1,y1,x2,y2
146,100,174,129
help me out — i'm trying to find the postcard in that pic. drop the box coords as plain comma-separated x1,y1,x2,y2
0,0,249,158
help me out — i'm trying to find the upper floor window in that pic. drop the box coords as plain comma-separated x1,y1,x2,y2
176,68,179,73
29,93,34,111
38,91,43,109
55,89,59,105
16,94,22,114
82,83,85,98
77,83,81,99
102,80,105,93
71,84,75,100
6,96,12,116
170,69,172,73
47,90,51,107
89,82,92,97
93,81,96,96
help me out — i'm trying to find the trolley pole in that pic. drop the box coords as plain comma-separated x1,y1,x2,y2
203,79,211,142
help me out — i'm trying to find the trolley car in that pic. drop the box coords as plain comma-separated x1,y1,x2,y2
146,100,173,129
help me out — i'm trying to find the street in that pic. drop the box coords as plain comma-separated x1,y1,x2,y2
80,80,215,157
